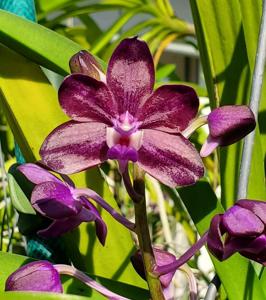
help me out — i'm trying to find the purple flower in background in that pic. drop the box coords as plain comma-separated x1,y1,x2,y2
207,199,266,265
200,105,256,157
40,37,204,187
18,163,107,245
5,260,63,293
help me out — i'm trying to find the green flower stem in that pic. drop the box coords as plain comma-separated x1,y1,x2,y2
132,166,165,300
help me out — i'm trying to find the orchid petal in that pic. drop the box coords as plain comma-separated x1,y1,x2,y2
38,207,96,238
18,163,61,185
200,136,220,157
40,121,108,174
80,197,107,245
137,85,199,132
240,234,266,264
5,261,63,293
131,248,176,288
137,130,204,187
59,74,117,124
208,105,256,146
107,37,154,115
237,199,266,224
31,181,81,219
207,214,225,261
222,205,264,236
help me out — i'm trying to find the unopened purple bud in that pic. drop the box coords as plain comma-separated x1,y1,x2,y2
5,261,63,293
131,248,176,288
207,199,266,265
200,105,256,157
69,50,105,81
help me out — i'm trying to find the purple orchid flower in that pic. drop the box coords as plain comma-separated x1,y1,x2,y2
5,260,130,300
40,37,204,188
155,200,266,279
18,163,107,244
200,105,256,157
207,199,266,265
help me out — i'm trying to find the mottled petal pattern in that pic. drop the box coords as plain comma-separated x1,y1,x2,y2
138,85,199,132
31,181,82,219
137,130,204,187
5,261,63,293
40,121,108,174
107,37,155,115
59,74,117,124
18,163,61,185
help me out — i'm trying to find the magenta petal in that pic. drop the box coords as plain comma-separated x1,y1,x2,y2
237,199,266,224
38,207,96,238
80,197,107,245
208,105,256,146
18,163,61,185
59,74,117,124
5,261,63,293
154,248,176,288
137,130,204,187
31,182,81,219
137,85,199,132
222,206,264,236
240,234,266,264
107,37,154,115
207,214,225,261
200,136,220,157
40,121,108,174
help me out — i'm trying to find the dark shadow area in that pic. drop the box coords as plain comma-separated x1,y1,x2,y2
0,43,48,82
258,109,266,134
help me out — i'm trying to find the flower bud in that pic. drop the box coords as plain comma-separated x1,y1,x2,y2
200,105,256,157
5,261,63,292
207,199,266,265
69,50,105,81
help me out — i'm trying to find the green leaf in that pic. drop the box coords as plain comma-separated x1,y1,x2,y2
7,173,35,215
178,181,266,300
0,251,149,299
0,9,82,75
0,45,146,288
189,0,266,207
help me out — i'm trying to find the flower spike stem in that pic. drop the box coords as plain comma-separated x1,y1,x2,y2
74,189,136,231
54,264,130,300
237,0,266,199
154,231,208,276
132,165,165,300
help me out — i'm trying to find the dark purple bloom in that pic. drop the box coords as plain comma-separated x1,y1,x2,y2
18,163,107,245
40,37,204,187
207,199,266,265
200,105,256,157
131,247,176,288
5,260,63,293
